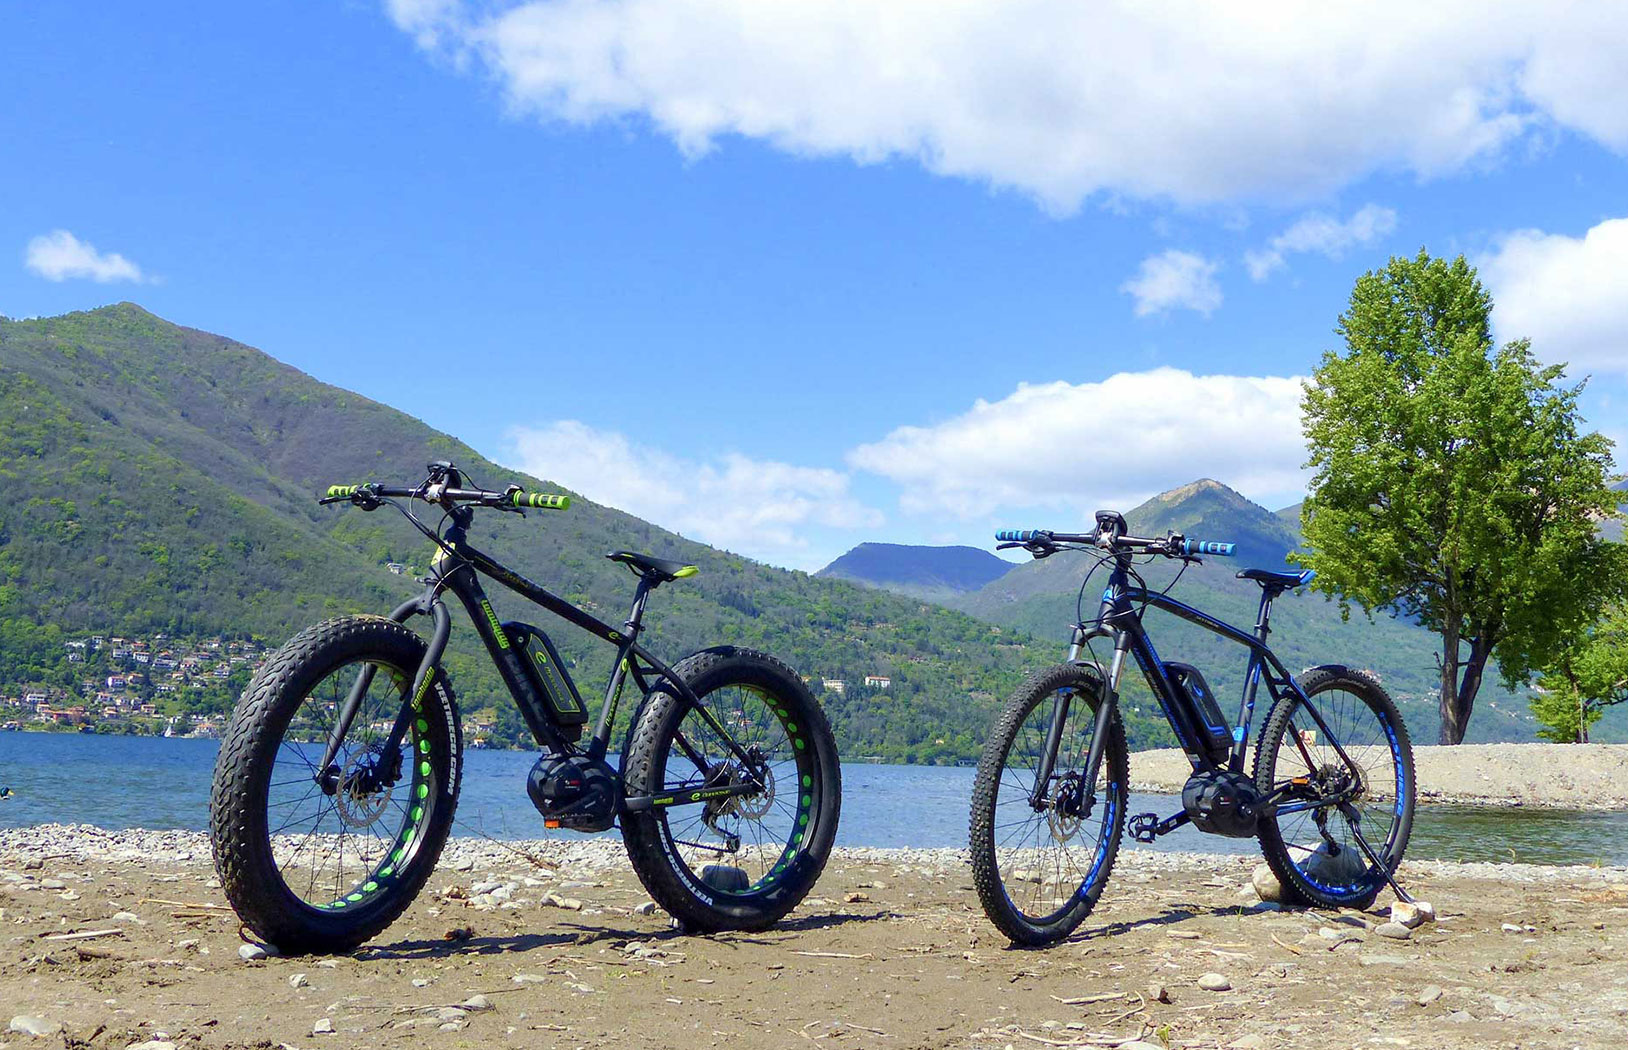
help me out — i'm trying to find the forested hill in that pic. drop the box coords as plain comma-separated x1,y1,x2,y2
0,304,1041,763
817,542,1015,602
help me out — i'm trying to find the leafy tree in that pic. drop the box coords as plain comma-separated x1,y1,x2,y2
1531,599,1628,742
1300,251,1622,744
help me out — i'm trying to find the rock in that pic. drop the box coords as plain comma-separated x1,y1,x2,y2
1418,985,1444,1006
541,894,583,911
512,973,547,985
453,858,474,872
1198,973,1232,992
175,938,199,952
312,1018,335,1035
1445,1010,1473,1024
845,891,871,903
1146,981,1171,1004
471,881,501,895
290,973,309,989
40,878,65,890
113,911,140,921
435,1008,468,1022
1501,923,1522,933
239,942,276,961
1374,922,1413,940
633,901,657,916
126,1042,177,1050
1390,900,1434,928
1251,864,1284,903
1228,1036,1268,1050
460,995,493,1012
8,1016,61,1037
1358,954,1411,966
438,1022,466,1032
411,978,430,988
22,857,43,870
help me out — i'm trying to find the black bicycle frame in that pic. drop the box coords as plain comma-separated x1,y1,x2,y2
318,503,759,815
1050,553,1365,820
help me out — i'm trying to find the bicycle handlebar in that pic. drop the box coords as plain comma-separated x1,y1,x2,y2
994,526,1235,559
323,482,571,512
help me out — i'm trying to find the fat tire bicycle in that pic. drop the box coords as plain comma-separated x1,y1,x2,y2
210,462,840,953
969,510,1414,946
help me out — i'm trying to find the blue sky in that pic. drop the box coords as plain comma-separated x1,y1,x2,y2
3,2,1625,570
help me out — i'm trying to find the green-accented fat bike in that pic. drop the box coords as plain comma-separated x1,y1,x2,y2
210,462,840,953
968,510,1416,946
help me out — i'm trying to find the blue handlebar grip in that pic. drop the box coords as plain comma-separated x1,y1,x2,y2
996,529,1039,542
1182,539,1236,557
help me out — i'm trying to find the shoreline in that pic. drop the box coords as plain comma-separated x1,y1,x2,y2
1129,742,1628,811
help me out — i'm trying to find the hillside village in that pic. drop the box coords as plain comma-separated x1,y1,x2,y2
0,633,264,736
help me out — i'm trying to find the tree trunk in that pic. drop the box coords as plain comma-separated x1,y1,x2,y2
1440,634,1493,745
1438,622,1462,745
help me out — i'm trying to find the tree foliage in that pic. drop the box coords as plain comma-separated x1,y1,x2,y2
1299,251,1622,744
1532,599,1628,743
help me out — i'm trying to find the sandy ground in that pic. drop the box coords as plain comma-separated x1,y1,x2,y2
1129,743,1628,809
3,826,1626,1050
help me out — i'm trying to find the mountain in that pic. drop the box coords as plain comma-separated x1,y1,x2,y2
0,304,1043,764
947,480,1551,745
817,542,1015,602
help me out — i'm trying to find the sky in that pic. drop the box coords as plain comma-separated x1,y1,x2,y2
3,1,1625,571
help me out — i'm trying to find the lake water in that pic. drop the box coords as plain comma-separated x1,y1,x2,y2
2,732,1625,866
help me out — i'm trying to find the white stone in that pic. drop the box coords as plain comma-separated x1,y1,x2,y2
1197,973,1232,992
9,1016,61,1038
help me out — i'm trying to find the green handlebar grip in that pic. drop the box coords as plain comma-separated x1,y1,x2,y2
512,491,571,510
326,484,361,498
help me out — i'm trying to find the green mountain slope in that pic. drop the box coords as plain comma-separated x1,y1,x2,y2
0,304,1042,763
948,480,1549,745
817,542,1016,602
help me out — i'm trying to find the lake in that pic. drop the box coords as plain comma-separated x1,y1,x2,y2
1,732,1624,865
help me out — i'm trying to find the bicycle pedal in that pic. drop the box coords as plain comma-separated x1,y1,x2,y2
1129,813,1159,844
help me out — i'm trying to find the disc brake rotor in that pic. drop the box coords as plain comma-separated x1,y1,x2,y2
335,749,393,829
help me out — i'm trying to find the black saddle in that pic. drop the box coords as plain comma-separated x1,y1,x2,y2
1237,567,1315,591
607,551,699,583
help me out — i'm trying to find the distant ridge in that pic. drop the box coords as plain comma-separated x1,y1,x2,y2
817,543,1015,602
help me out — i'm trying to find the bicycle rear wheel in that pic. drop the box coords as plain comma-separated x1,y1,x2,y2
1253,666,1413,909
969,663,1127,946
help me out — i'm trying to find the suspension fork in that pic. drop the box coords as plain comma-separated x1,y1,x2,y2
1029,634,1124,811
315,593,451,782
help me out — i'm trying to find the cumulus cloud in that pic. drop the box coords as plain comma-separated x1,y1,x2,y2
506,420,882,568
25,230,147,284
1121,251,1221,317
848,368,1307,518
388,1,1628,211
1480,217,1628,377
1245,204,1398,281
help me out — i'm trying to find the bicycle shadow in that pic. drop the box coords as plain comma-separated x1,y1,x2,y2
360,907,893,959
1009,901,1306,949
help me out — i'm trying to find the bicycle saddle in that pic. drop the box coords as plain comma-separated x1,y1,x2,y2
1237,567,1315,589
607,551,699,583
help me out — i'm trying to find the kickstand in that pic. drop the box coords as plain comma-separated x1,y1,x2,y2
1339,803,1415,905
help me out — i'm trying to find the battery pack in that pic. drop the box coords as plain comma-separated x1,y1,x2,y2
504,621,589,740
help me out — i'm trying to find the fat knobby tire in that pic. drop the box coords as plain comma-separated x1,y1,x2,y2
210,616,462,954
620,646,841,933
1252,666,1415,910
970,663,1128,947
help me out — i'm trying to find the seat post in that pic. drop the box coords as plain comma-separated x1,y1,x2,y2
624,577,654,639
1254,587,1277,642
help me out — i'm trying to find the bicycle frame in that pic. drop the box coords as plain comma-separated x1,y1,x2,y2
1049,552,1367,823
318,502,760,816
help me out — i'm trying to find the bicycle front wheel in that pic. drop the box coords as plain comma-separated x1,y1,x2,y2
1253,666,1414,909
970,663,1127,946
620,646,841,932
210,616,462,953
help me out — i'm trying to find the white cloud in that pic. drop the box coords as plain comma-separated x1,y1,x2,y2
388,1,1628,211
1121,251,1221,317
25,230,147,284
506,420,882,568
848,368,1307,518
1245,204,1398,281
1480,216,1628,377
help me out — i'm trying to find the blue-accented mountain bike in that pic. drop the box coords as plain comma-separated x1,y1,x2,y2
210,462,840,953
968,510,1414,946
